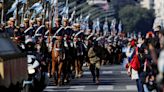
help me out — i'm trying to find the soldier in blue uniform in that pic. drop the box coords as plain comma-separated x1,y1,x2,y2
24,18,29,30
52,16,65,41
5,17,16,38
24,19,35,37
73,23,85,78
62,18,74,83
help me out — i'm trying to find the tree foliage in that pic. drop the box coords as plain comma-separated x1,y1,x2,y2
118,5,155,34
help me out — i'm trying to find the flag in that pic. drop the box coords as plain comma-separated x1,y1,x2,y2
7,0,27,14
92,20,96,33
31,5,43,19
80,13,83,22
96,18,100,31
50,0,57,5
118,21,122,32
69,6,76,22
110,18,116,30
20,0,27,4
60,5,69,18
103,21,108,35
84,13,90,22
30,1,42,10
13,9,16,19
7,0,18,14
18,6,24,15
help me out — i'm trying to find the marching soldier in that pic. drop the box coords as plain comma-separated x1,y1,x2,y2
63,18,74,48
5,17,17,38
52,16,63,36
24,18,29,30
73,23,85,78
51,16,65,85
62,18,74,83
24,19,35,37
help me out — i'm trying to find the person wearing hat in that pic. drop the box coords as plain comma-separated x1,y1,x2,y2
5,17,17,38
62,17,75,83
24,18,29,29
53,16,64,40
24,19,35,37
63,18,74,43
51,15,62,35
72,22,85,78
44,20,50,36
36,17,42,27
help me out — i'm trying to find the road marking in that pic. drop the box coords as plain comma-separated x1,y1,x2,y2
83,71,91,75
97,85,114,90
68,86,85,91
126,85,137,90
121,71,127,74
102,71,113,74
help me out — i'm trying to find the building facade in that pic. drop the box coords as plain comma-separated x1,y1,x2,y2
153,0,164,28
140,0,154,9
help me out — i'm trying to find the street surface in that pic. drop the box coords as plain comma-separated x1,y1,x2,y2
43,65,137,92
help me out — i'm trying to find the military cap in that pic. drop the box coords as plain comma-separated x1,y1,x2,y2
20,24,25,28
9,17,15,22
24,18,29,23
74,23,80,29
45,21,49,25
30,19,35,24
63,18,68,22
36,17,42,22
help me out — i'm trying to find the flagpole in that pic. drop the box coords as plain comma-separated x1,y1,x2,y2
0,0,4,24
25,0,29,18
48,0,55,44
66,0,68,18
15,0,19,26
21,3,25,24
55,0,58,21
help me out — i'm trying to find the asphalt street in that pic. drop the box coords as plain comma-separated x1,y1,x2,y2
43,64,137,92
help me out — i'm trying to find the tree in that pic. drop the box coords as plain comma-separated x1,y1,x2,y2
118,5,155,34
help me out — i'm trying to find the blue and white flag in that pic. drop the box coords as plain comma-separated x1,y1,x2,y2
7,0,18,14
60,6,69,18
30,1,42,10
69,7,76,22
7,0,27,14
103,21,108,35
110,18,116,30
18,6,24,15
92,20,96,33
79,13,83,22
31,5,43,19
50,0,57,6
20,0,27,4
96,18,100,31
13,9,17,19
84,13,90,22
118,21,122,32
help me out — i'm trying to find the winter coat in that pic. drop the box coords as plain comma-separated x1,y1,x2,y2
88,47,100,64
